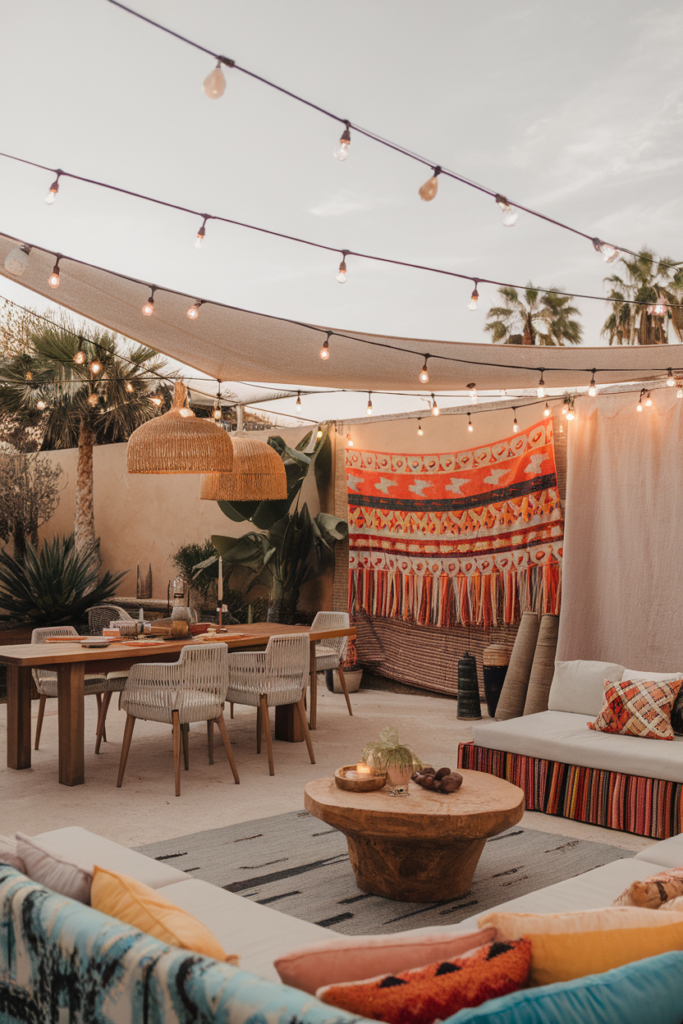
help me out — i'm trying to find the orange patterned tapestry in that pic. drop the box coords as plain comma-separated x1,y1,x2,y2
347,418,563,628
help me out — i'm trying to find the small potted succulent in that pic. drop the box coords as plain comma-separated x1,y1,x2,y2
361,726,423,796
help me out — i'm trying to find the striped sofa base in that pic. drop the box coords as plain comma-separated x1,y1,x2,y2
458,742,683,840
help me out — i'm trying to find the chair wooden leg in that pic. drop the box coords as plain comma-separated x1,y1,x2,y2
256,705,262,753
230,702,234,719
95,691,113,754
207,719,214,764
173,711,181,797
260,694,274,776
337,665,353,717
181,723,190,770
216,715,240,784
94,692,107,743
296,695,316,765
116,715,135,788
34,695,47,751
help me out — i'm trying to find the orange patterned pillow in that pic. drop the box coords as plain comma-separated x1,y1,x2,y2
316,940,531,1024
588,677,683,740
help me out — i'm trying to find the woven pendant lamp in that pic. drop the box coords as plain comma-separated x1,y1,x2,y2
200,436,287,501
127,382,233,474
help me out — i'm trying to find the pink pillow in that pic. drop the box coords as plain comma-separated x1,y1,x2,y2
15,833,92,904
0,834,26,873
273,927,496,994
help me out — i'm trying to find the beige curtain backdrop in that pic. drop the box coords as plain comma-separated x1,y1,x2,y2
556,389,683,673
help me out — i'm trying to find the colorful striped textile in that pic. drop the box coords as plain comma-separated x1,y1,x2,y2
347,419,563,628
458,742,683,839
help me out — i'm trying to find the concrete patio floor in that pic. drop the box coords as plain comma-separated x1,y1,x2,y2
0,682,655,854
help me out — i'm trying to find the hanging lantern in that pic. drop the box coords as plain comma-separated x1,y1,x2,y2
200,436,287,501
127,381,233,474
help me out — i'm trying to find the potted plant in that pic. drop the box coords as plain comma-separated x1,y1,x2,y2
361,726,423,795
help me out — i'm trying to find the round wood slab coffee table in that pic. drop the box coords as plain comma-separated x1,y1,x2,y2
304,770,524,903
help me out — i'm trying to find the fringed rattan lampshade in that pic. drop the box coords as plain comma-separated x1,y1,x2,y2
200,436,287,501
127,382,233,474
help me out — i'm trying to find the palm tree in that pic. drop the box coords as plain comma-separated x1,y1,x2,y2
0,320,171,557
485,284,583,346
602,250,683,345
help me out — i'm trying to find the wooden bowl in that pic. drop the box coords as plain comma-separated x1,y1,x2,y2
334,765,387,793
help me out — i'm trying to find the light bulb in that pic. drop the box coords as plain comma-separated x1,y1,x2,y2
296,392,301,408
566,408,575,421
334,124,351,161
151,396,162,407
417,421,424,437
588,374,597,397
346,433,354,447
194,228,205,249
544,402,550,417
677,386,683,399
513,416,519,433
187,302,201,320
74,350,86,365
431,394,439,416
48,260,60,289
366,394,373,415
419,167,441,202
4,245,30,276
537,375,545,399
645,392,653,407
468,284,479,311
316,428,323,439
467,416,474,433
87,393,99,407
467,383,478,404
36,399,46,411
25,371,32,381
419,360,430,384
178,407,192,418
561,402,568,416
45,175,60,204
125,382,134,393
142,294,155,316
212,404,222,421
647,302,667,317
337,256,347,283
89,360,102,375
203,62,226,99
637,395,643,412
496,194,518,227
667,369,675,387
592,239,620,263
320,338,330,359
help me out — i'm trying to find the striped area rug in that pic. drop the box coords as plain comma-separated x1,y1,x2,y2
136,811,627,934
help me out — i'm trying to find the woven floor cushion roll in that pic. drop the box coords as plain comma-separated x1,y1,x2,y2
458,741,683,839
495,612,540,720
523,614,559,716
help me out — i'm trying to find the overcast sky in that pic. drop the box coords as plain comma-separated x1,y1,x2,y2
1,0,681,422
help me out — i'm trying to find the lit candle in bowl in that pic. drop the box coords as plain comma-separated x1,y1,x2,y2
356,762,372,775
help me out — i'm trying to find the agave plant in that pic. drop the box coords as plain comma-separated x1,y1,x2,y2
361,726,423,771
0,534,128,626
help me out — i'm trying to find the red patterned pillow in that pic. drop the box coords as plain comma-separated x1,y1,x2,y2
316,939,531,1024
588,677,683,740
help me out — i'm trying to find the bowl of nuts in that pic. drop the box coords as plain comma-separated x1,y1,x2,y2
412,766,463,794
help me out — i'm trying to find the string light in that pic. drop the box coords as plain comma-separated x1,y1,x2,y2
73,350,86,365
142,288,156,316
125,382,134,393
296,391,301,409
537,373,546,399
417,419,424,437
150,395,163,407
418,166,441,202
87,393,99,407
645,391,653,407
187,300,202,320
334,122,351,161
346,433,354,447
467,383,478,404
566,399,575,421
637,390,644,412
194,216,209,249
678,383,683,399
4,244,30,276
561,398,569,416
316,427,323,439
419,358,430,384
588,370,597,397
320,333,331,360
366,392,373,415
431,393,439,416
203,60,227,99
44,171,61,205
667,368,675,387
337,253,348,283
467,415,474,433
468,282,479,311
512,408,519,433
36,399,46,411
591,239,620,263
89,359,102,375
544,402,550,417
48,257,61,289
495,195,518,227
647,300,667,317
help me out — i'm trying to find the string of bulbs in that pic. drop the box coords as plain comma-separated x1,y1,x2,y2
104,0,670,271
3,149,682,321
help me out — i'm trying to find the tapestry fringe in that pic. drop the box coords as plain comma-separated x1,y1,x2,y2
349,559,561,628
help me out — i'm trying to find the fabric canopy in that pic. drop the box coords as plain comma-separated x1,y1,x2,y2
2,231,681,392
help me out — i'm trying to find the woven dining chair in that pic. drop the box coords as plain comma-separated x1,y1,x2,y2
88,604,133,635
116,643,239,797
31,626,125,753
225,634,315,776
311,611,353,716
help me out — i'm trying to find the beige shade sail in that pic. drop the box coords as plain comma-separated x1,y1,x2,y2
127,382,233,474
1,231,682,393
200,436,287,501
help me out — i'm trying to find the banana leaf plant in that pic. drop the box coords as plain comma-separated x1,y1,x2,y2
194,428,348,622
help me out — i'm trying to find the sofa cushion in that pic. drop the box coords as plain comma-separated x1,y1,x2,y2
470,711,683,783
622,669,683,738
16,832,92,904
0,834,25,873
547,660,625,716
449,950,683,1024
588,676,683,741
32,826,187,889
158,878,335,982
635,834,683,868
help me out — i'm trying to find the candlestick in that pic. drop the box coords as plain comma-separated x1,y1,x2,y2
217,556,223,601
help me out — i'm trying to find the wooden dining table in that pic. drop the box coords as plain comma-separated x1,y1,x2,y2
1,622,355,787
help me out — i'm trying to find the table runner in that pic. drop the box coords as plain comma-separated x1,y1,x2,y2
347,418,563,628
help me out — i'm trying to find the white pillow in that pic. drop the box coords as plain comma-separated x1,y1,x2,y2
0,834,26,873
547,660,625,716
15,833,92,904
622,669,683,684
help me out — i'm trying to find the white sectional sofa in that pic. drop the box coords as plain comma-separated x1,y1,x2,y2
459,660,683,839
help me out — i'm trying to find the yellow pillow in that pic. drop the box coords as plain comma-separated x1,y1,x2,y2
526,920,683,987
91,866,238,964
479,906,683,940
